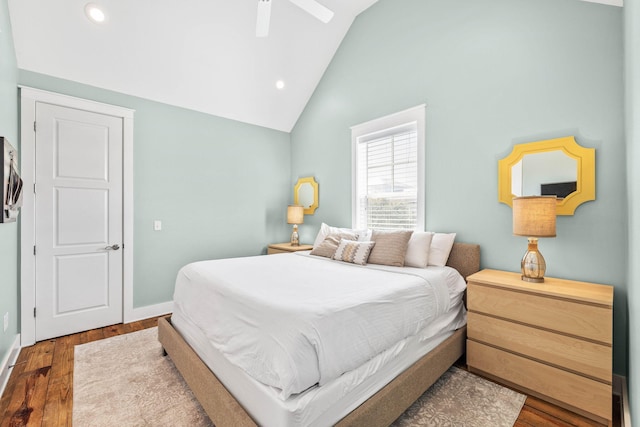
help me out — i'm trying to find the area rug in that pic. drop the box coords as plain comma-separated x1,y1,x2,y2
73,328,526,427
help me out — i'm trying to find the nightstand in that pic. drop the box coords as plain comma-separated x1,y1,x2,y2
267,242,313,255
466,269,613,426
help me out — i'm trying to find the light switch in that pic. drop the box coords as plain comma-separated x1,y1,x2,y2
154,220,162,231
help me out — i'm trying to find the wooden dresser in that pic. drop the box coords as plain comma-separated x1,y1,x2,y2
466,269,613,425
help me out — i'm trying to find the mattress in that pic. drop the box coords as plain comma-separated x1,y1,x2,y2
171,252,467,426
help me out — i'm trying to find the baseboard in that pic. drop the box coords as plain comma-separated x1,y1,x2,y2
125,301,173,324
613,374,632,427
0,334,21,399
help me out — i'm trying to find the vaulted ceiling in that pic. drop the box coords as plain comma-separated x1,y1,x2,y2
7,0,621,132
8,0,378,132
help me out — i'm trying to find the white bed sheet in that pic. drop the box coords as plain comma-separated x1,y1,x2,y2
172,302,465,427
171,253,467,426
173,252,457,398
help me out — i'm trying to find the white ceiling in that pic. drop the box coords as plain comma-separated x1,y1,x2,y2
7,0,621,133
8,0,378,132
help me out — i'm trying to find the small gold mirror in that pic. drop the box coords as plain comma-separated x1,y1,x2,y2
498,136,595,215
294,177,319,215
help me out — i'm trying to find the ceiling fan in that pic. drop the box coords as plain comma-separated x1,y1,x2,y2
256,0,334,37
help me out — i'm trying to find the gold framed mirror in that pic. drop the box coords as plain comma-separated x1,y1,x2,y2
498,136,595,215
294,176,319,215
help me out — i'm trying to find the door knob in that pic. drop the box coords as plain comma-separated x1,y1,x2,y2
104,244,120,251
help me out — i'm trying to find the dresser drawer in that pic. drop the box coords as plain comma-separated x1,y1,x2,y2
467,312,611,383
467,283,612,344
467,340,611,422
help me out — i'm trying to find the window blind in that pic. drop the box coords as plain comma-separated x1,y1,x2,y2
355,123,418,230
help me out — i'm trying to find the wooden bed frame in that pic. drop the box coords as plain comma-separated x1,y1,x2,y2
158,242,480,427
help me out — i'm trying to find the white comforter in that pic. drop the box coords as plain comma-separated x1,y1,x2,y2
172,252,455,399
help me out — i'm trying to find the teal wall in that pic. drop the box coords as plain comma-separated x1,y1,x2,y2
0,0,19,370
291,0,627,374
18,71,292,308
2,0,635,417
625,0,639,422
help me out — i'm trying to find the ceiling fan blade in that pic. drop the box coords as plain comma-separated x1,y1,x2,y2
256,0,272,37
288,0,334,24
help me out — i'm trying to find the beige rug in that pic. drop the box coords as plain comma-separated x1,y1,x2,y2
73,328,526,427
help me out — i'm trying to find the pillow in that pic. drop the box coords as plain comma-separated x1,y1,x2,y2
312,223,368,248
333,240,375,265
310,232,358,258
427,232,457,267
404,231,435,268
356,229,373,242
367,229,414,267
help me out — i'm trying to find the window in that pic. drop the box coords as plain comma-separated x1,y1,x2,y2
351,105,425,230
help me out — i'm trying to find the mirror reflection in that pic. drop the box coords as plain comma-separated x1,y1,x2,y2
512,151,577,199
298,183,314,209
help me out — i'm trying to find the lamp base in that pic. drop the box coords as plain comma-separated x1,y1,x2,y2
521,237,546,283
521,275,544,283
290,224,300,246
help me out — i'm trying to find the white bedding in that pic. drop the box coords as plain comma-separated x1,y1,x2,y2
171,307,465,426
172,252,463,399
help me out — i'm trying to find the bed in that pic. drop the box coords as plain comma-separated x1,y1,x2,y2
158,241,480,427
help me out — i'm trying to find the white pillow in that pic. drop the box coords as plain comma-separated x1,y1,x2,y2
356,229,372,242
404,231,435,268
312,223,368,248
427,232,457,267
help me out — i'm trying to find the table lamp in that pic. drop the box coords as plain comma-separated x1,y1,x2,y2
513,196,557,283
287,205,304,246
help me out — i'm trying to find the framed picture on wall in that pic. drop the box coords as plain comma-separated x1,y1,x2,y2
2,137,23,223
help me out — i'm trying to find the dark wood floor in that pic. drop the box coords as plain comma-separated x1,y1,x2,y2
0,317,618,426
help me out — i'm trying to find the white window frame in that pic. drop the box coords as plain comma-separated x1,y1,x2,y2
351,104,426,231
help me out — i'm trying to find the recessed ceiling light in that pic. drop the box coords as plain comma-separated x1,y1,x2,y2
85,3,106,23
276,80,285,90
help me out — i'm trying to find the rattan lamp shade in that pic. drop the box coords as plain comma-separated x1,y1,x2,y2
287,205,304,225
513,196,557,237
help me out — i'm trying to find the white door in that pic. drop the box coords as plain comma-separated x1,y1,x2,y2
35,102,123,341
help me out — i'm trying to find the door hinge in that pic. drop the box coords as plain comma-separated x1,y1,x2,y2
33,183,36,194
33,121,36,132
33,307,36,318
33,246,36,255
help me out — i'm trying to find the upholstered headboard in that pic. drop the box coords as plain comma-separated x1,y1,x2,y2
446,242,480,281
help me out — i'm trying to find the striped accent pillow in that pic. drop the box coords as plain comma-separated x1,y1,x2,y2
333,240,375,265
310,232,358,258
